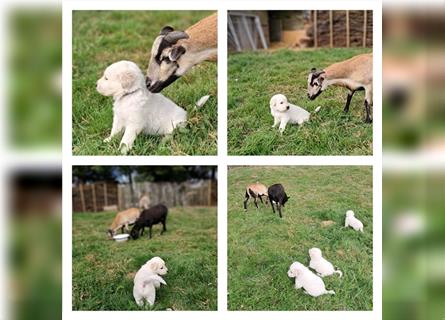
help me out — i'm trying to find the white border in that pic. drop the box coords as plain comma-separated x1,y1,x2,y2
63,1,382,320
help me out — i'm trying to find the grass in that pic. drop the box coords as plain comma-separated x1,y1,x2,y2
72,207,217,310
228,166,373,310
228,48,373,155
72,11,217,155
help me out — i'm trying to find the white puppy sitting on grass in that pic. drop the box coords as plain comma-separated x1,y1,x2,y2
287,261,335,297
133,257,168,307
97,60,187,154
345,210,364,232
309,247,343,278
270,94,321,133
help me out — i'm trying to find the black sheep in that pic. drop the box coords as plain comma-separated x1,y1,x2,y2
267,184,289,218
130,204,168,239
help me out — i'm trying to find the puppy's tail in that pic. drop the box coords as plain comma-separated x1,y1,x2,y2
195,95,210,109
313,106,322,114
334,269,343,278
325,289,335,295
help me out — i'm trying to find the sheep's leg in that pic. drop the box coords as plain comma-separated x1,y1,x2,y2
344,90,355,113
270,201,276,213
254,197,259,209
364,87,373,123
140,227,144,236
277,203,282,218
243,193,249,211
149,226,152,239
364,100,372,123
258,195,264,205
121,226,124,234
161,220,166,234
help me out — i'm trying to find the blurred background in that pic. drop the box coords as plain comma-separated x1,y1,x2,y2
383,5,445,320
1,2,62,320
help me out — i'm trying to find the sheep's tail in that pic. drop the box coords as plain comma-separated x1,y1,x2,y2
313,106,322,114
325,289,335,295
335,269,343,278
195,95,210,109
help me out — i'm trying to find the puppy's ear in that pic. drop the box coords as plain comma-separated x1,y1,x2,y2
169,45,186,62
119,71,136,91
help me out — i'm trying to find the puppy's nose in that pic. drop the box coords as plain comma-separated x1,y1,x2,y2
286,106,290,110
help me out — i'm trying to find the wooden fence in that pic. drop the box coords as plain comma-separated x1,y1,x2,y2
311,10,373,48
72,180,217,212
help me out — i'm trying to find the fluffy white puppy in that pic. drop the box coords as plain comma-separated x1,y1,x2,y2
287,261,335,297
133,256,168,306
270,94,321,133
309,248,343,277
97,60,187,154
345,210,364,232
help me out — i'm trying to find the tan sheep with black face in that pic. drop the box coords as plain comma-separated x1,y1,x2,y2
146,13,217,93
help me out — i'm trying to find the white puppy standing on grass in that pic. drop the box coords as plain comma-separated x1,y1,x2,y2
270,94,321,133
345,210,364,232
96,60,187,154
287,261,335,297
309,248,343,278
133,257,168,307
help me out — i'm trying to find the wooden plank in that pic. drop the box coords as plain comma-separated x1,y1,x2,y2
242,16,256,50
346,10,350,48
92,183,97,212
314,11,318,48
79,184,86,212
228,15,242,52
329,11,333,48
104,182,108,207
363,10,367,47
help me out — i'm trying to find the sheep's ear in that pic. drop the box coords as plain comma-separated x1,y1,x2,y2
169,45,186,61
310,67,317,73
160,26,174,36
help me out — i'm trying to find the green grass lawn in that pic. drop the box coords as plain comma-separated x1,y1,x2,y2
228,48,373,155
72,207,217,310
72,11,217,155
228,166,373,310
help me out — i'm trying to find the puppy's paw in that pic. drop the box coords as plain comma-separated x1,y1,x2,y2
119,143,129,155
103,137,112,143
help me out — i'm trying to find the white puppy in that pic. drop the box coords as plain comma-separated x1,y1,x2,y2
270,94,321,133
345,210,364,232
133,256,168,306
309,248,343,277
97,60,187,154
287,261,335,297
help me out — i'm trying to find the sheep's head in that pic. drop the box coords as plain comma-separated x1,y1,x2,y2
146,26,189,93
307,68,326,100
130,225,140,240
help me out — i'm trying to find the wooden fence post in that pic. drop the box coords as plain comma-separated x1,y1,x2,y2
346,10,350,48
363,10,367,48
104,182,108,207
92,183,97,212
329,11,333,48
314,10,318,48
117,186,122,210
207,180,212,206
79,184,86,212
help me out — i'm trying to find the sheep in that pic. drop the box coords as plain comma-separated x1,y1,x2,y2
107,207,141,238
146,13,217,93
243,182,269,211
307,53,373,123
267,183,290,218
130,204,168,240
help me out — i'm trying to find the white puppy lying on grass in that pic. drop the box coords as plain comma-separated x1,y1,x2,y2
345,210,364,232
287,261,335,297
270,94,321,133
97,60,187,154
133,257,168,306
309,248,343,277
